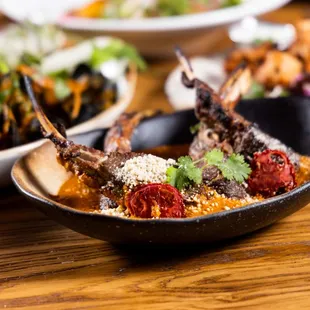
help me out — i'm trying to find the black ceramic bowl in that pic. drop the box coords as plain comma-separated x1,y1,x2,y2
12,97,310,244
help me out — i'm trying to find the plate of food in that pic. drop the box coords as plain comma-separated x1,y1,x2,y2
0,0,291,57
12,50,310,244
0,24,142,187
166,18,310,110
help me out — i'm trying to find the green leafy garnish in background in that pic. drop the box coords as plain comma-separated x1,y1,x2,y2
46,70,71,100
190,122,201,134
253,38,274,45
54,78,71,100
48,69,70,80
166,156,202,190
222,0,242,8
20,52,42,66
157,0,190,16
90,39,147,71
0,55,9,74
166,149,251,190
243,81,266,99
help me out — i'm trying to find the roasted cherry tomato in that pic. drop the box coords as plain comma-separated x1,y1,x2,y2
248,149,296,197
125,183,184,219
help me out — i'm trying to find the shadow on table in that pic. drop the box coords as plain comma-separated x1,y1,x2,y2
110,225,275,269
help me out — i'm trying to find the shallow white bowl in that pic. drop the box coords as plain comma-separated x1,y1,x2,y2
0,0,291,58
0,65,137,187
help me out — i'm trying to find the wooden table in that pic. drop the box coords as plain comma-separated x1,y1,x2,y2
2,3,310,309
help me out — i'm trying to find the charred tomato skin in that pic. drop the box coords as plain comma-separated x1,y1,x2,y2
248,149,296,197
125,183,185,219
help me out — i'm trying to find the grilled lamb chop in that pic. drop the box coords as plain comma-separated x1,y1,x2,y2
104,110,160,153
24,76,142,201
175,48,300,167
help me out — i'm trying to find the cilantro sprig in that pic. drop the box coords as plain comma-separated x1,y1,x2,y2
166,156,202,190
166,149,251,190
205,150,251,183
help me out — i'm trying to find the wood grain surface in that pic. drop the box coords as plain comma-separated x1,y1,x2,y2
1,3,310,310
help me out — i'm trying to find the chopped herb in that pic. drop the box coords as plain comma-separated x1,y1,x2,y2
54,78,71,100
280,89,290,97
243,81,266,99
166,156,202,190
190,122,201,134
20,52,41,66
90,39,147,71
157,0,190,16
253,38,274,45
48,70,70,80
0,56,9,74
222,0,242,8
166,149,251,190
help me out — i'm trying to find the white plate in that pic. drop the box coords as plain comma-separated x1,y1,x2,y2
0,0,291,57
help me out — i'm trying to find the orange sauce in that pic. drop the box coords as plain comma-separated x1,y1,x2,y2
57,177,101,212
56,145,310,218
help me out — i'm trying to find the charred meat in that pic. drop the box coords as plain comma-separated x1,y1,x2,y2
175,48,300,167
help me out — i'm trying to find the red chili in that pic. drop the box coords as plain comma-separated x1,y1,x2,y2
125,183,185,219
248,149,296,197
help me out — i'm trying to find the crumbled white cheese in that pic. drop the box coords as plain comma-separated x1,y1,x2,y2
115,154,175,188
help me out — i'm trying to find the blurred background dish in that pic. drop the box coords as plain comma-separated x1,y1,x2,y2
0,0,291,58
0,24,139,186
165,17,310,110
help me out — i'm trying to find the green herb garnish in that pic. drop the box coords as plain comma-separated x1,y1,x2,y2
243,81,266,99
222,0,242,8
157,0,190,16
20,52,41,66
166,156,202,190
90,39,147,71
54,78,71,100
190,122,201,134
48,69,70,80
253,38,274,45
0,55,9,74
166,149,251,190
205,151,251,183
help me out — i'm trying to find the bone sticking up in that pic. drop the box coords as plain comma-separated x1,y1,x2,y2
24,76,66,144
24,75,134,191
175,49,300,167
104,110,160,153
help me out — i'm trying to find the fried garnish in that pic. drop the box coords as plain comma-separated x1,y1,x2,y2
255,51,302,89
225,42,274,74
